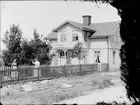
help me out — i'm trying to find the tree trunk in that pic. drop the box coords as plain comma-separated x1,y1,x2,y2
79,59,81,74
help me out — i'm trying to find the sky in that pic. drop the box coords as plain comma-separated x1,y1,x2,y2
0,1,121,50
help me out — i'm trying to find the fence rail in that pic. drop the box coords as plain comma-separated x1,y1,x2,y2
0,63,109,86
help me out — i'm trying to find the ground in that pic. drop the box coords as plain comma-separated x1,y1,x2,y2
0,71,131,104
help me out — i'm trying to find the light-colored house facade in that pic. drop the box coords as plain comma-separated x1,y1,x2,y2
46,15,122,70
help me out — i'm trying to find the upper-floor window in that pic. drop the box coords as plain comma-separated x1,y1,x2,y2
72,30,79,41
60,31,66,42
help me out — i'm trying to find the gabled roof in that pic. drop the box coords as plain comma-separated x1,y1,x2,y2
89,21,120,38
52,20,95,32
46,20,120,39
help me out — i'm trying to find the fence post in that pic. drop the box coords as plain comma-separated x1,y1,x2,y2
38,67,39,80
0,70,4,88
71,64,72,75
63,65,65,77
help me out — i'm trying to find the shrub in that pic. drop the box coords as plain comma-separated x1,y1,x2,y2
99,79,114,89
96,101,126,105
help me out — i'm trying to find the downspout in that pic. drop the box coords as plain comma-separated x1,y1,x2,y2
107,37,110,70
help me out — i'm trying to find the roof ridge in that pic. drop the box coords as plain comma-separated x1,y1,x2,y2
91,21,120,24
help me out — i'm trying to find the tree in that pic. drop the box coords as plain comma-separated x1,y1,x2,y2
72,41,86,72
20,38,34,65
2,25,22,66
29,29,52,65
67,0,139,104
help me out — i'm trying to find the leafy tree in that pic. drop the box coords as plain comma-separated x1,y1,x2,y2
0,57,4,67
2,27,52,66
20,38,34,65
29,29,52,65
2,25,22,66
72,41,86,71
66,0,139,104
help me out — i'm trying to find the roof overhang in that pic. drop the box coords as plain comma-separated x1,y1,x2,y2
89,35,110,39
52,20,95,32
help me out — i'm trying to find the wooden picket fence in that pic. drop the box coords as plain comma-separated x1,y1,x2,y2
0,63,109,86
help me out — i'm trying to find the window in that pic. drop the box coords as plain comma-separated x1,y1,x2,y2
72,30,79,41
73,36,78,41
94,51,101,63
60,31,66,42
113,51,116,64
60,51,64,57
84,31,88,41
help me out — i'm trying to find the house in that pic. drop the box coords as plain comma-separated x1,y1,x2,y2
46,15,122,71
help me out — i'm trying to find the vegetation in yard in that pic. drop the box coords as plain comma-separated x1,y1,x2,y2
98,79,114,89
1,72,120,104
96,101,126,105
2,25,52,66
72,41,86,65
72,41,86,72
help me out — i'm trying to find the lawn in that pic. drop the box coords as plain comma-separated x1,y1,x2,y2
0,71,121,104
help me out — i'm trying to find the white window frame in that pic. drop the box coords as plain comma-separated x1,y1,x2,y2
72,30,79,41
113,51,116,64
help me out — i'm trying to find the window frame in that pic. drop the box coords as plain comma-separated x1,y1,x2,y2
72,30,79,41
113,51,116,64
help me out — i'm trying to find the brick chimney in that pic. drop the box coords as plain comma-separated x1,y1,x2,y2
82,15,92,26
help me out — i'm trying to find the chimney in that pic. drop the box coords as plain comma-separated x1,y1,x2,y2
82,15,92,26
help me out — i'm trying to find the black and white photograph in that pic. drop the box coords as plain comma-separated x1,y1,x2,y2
0,0,138,105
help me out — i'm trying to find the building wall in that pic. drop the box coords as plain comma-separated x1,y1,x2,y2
88,38,108,64
51,23,86,66
50,23,122,71
108,34,122,71
56,23,84,42
87,36,122,71
109,49,121,71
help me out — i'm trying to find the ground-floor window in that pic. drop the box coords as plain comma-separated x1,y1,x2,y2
60,51,64,57
113,51,116,64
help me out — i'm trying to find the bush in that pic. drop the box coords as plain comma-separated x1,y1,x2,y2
96,101,126,105
99,79,114,89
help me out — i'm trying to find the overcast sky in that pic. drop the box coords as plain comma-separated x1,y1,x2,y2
0,1,121,50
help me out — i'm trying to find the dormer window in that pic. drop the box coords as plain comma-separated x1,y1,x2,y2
72,30,79,41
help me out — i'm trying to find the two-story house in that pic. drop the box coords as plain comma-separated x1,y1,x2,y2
46,15,122,70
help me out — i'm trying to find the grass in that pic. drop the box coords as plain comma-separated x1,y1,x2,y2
1,71,121,104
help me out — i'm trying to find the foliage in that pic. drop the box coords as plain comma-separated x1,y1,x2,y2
20,38,34,65
0,57,4,67
2,25,22,66
29,29,52,65
2,27,52,66
96,101,126,105
72,41,86,64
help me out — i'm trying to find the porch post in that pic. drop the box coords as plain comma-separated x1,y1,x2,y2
63,49,67,57
63,49,67,65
